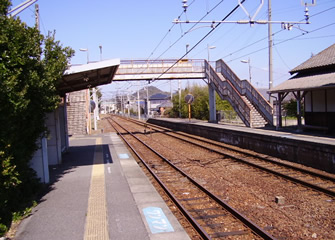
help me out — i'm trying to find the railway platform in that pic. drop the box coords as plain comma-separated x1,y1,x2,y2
15,133,190,240
147,118,335,173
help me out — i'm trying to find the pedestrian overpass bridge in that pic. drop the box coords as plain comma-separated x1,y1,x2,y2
114,59,273,128
114,59,205,81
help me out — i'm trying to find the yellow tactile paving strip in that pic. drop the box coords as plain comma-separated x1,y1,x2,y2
84,138,109,240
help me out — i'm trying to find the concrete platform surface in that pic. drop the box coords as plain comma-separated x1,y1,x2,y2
15,133,190,240
148,118,335,173
157,118,335,146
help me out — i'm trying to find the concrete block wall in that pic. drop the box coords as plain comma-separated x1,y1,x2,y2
147,118,335,174
67,90,87,135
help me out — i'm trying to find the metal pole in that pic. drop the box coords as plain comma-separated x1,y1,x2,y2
93,88,98,131
121,93,123,116
87,89,91,134
127,93,130,117
170,80,172,100
188,104,191,122
178,80,181,118
268,0,273,104
99,45,102,61
146,85,149,117
297,91,302,132
186,44,189,58
35,4,39,30
137,88,141,120
207,44,210,65
248,58,252,84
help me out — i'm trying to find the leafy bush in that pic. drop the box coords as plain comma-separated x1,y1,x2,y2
169,84,233,120
0,1,74,235
283,99,304,117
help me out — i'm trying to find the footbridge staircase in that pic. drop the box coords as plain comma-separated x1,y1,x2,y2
114,59,273,128
205,60,273,128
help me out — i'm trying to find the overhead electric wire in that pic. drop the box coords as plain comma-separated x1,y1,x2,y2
222,29,281,59
288,34,335,40
136,0,226,77
222,5,335,61
227,21,335,63
274,44,291,70
153,0,226,61
152,0,245,82
194,4,335,60
273,22,335,46
145,0,196,61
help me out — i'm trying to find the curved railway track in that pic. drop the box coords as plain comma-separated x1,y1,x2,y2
108,117,277,240
118,116,335,198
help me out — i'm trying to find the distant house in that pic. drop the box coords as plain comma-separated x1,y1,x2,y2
269,43,335,132
149,93,173,116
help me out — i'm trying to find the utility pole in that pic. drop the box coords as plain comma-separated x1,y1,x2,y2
268,0,273,105
92,88,98,130
127,93,130,117
137,88,141,120
99,45,102,61
176,0,311,106
35,4,39,30
146,85,149,117
178,80,181,118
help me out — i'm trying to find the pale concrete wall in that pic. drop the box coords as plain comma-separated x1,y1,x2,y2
46,109,62,165
30,138,49,183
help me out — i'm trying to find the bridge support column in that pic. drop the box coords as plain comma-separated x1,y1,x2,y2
208,82,217,123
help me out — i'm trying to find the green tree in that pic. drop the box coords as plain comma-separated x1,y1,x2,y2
170,84,233,120
283,99,303,117
0,1,74,235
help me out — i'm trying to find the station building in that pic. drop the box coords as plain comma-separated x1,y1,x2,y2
30,59,120,183
269,43,335,132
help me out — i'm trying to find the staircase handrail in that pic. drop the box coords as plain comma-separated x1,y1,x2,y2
205,61,251,126
216,59,273,125
241,80,273,122
118,59,205,74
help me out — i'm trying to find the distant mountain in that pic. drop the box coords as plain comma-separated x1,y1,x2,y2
131,86,169,99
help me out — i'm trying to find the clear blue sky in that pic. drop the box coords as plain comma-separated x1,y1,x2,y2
11,0,335,98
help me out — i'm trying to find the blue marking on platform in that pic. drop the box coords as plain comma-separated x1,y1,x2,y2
118,153,129,159
143,207,174,234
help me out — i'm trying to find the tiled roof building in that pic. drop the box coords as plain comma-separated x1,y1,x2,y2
270,43,335,133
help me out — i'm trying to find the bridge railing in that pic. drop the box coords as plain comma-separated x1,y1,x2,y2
205,61,251,127
117,59,205,75
216,59,273,125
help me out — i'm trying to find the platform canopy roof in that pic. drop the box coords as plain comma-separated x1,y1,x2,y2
58,59,120,95
269,72,335,93
269,43,335,94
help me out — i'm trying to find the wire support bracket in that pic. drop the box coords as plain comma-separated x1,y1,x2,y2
176,0,312,30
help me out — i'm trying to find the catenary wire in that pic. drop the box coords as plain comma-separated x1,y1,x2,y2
153,0,226,61
221,5,335,60
145,0,196,61
226,21,335,63
152,0,245,82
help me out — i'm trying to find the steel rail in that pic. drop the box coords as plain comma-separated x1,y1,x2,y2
109,117,277,240
127,116,335,183
108,118,211,240
120,116,335,197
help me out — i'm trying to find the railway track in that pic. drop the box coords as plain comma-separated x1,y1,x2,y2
118,116,335,198
108,117,277,240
